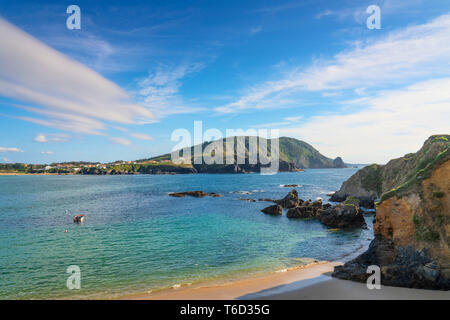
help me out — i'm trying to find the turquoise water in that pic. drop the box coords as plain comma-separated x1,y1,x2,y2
0,169,373,299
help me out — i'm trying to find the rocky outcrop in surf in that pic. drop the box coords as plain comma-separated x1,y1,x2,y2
273,190,368,229
332,135,450,290
169,191,223,198
275,189,301,208
261,204,282,215
317,202,367,229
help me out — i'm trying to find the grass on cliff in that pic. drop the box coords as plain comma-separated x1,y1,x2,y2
379,145,449,203
412,214,441,242
361,164,383,195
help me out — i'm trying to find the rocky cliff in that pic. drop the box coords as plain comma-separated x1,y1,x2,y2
332,135,450,289
330,135,450,208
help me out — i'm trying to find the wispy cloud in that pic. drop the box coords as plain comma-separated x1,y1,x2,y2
129,133,153,141
250,26,262,35
216,14,450,113
136,63,205,118
281,77,450,163
0,17,154,135
40,151,54,155
0,147,23,153
34,133,71,143
109,137,132,146
2,157,11,162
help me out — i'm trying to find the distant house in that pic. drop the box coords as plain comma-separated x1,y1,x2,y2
45,166,53,170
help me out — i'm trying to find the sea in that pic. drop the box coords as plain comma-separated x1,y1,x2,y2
0,168,374,299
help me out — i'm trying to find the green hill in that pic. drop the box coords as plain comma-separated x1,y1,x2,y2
144,136,344,169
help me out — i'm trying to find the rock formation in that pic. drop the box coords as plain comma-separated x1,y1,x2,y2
275,189,301,208
329,135,449,208
333,135,450,289
333,157,346,168
272,190,367,229
317,202,367,229
169,191,223,198
261,204,282,215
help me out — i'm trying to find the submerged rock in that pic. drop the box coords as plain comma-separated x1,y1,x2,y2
258,198,277,203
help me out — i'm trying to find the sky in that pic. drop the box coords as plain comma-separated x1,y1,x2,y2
0,0,449,164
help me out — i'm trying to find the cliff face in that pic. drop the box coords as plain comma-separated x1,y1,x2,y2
333,135,450,289
330,135,450,208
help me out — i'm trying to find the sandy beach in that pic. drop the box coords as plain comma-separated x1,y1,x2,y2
120,260,450,300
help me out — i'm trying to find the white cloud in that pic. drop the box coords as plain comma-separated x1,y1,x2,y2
129,133,153,141
34,134,47,143
281,78,450,163
109,137,132,146
136,63,205,118
250,26,262,35
0,147,23,153
34,133,70,143
216,14,450,113
0,18,154,135
40,151,54,155
2,157,11,162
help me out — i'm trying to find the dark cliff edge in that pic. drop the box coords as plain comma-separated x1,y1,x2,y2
332,135,450,290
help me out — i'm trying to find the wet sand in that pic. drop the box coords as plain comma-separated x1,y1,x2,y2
121,261,341,300
120,260,450,300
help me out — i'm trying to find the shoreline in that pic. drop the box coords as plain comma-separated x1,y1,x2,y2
117,240,449,300
118,242,372,300
119,260,342,300
118,260,449,300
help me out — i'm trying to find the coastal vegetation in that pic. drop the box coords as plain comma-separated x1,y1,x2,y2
0,136,347,175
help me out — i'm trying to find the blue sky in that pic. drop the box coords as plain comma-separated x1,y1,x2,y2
0,0,449,164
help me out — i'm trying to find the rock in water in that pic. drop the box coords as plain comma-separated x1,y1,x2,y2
261,205,282,216
317,203,367,229
169,191,223,198
332,135,450,290
333,157,346,168
286,206,315,219
286,199,324,219
275,189,300,208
